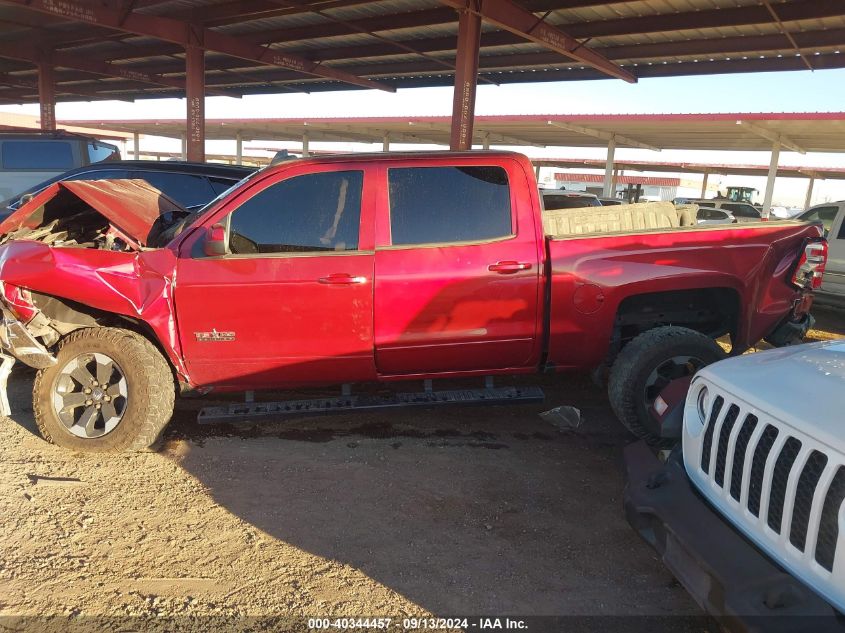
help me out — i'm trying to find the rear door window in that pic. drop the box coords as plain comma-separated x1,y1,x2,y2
87,141,119,163
2,141,75,170
227,170,363,255
387,166,512,246
802,206,840,236
132,171,216,208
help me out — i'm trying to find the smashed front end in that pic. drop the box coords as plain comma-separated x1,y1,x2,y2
0,180,187,415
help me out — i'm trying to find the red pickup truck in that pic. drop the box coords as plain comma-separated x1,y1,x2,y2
0,151,826,453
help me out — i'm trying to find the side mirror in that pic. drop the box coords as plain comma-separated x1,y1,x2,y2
203,223,227,256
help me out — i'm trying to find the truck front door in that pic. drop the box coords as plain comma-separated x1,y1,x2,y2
373,161,542,375
174,164,376,389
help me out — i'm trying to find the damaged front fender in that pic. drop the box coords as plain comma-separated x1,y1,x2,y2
0,240,188,381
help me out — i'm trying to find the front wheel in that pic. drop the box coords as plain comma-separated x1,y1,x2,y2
33,327,175,453
607,326,725,448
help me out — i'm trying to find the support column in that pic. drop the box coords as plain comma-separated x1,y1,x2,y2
804,176,815,210
180,134,187,160
133,130,140,159
302,132,310,157
185,45,205,162
602,135,616,198
382,132,390,152
450,7,481,151
762,139,781,218
482,132,490,150
235,132,243,165
700,172,709,198
534,164,541,180
37,62,56,131
611,168,619,197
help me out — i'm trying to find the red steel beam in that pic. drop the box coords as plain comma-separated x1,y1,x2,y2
1,0,395,92
439,0,635,83
186,45,205,162
37,62,55,131
0,41,237,98
450,6,481,151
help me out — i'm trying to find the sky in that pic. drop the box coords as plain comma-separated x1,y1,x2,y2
4,67,845,206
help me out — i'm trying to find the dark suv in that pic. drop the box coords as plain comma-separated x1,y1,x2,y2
2,160,256,218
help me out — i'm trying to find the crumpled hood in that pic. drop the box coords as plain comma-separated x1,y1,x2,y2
698,340,845,448
0,179,186,247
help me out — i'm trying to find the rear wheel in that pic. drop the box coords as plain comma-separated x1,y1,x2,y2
607,326,725,448
33,327,175,453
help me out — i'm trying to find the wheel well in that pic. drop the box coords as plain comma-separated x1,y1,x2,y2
612,287,739,355
30,292,176,379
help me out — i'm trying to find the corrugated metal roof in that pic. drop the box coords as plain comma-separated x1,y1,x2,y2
0,0,843,103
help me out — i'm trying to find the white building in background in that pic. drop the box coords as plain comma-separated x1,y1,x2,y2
541,170,722,202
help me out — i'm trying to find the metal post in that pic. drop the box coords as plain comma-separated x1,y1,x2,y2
611,168,619,197
804,176,815,210
762,139,780,218
382,132,390,152
602,135,616,198
482,132,490,150
185,45,205,162
700,172,709,198
180,134,187,160
302,132,310,157
37,62,56,131
235,132,243,165
450,7,481,151
534,164,541,181
133,130,140,159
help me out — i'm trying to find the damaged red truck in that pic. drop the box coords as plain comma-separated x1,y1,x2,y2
0,151,826,452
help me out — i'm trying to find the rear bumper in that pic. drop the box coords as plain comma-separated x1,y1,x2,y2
623,441,844,633
764,311,814,347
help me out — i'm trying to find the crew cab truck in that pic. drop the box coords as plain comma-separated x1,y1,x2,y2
0,151,825,453
625,341,845,632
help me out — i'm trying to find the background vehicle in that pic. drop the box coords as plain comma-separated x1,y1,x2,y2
0,151,823,453
798,201,845,304
0,131,119,202
598,198,623,206
626,340,845,629
540,189,600,209
696,206,736,225
2,160,255,218
686,198,763,222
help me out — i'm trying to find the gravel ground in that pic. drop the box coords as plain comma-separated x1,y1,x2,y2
1,306,842,631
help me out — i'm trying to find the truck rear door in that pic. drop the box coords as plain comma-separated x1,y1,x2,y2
173,163,377,389
373,159,542,375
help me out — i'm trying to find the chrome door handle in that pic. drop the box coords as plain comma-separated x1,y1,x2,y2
318,273,367,285
488,261,532,274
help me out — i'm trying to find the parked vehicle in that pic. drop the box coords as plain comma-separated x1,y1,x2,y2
0,131,119,203
798,201,844,305
2,160,255,218
598,198,624,206
686,198,763,222
696,206,736,225
0,151,824,453
540,189,600,209
625,340,845,630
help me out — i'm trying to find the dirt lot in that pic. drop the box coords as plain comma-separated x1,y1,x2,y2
1,306,843,631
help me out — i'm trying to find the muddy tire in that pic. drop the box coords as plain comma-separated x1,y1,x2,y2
607,326,725,448
33,327,175,453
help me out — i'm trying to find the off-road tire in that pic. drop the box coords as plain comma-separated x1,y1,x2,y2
608,326,725,448
33,327,175,453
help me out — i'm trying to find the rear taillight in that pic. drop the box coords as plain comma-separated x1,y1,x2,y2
0,282,37,322
792,240,828,290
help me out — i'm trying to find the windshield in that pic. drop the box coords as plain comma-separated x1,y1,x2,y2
150,168,264,246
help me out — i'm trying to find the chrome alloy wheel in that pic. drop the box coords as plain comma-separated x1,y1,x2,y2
51,352,128,439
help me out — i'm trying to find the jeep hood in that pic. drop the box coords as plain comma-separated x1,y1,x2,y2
0,179,186,248
697,340,845,448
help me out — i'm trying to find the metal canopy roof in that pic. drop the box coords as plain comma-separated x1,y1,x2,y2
0,0,844,103
60,112,845,153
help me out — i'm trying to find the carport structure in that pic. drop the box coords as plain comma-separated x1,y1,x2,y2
1,0,844,213
64,111,845,210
